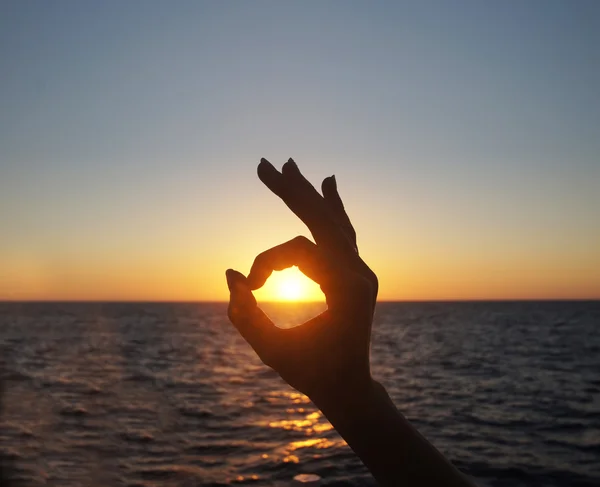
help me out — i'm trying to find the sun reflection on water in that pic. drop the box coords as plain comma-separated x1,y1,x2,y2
258,390,346,468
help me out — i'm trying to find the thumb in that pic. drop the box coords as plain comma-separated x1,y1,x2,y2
225,269,281,360
226,269,256,309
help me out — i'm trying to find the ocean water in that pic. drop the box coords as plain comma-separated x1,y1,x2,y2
0,301,599,487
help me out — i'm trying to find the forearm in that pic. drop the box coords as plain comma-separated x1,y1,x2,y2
314,380,475,487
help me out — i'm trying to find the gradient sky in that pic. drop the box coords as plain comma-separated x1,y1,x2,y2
1,0,599,301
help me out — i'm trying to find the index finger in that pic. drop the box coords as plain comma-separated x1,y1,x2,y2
246,235,336,291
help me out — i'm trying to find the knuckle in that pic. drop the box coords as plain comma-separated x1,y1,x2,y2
356,260,378,295
227,302,245,325
366,268,379,293
292,235,312,248
227,303,236,322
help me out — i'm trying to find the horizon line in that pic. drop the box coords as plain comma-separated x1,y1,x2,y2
1,298,598,304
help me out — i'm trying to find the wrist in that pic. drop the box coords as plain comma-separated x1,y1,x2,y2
311,376,382,422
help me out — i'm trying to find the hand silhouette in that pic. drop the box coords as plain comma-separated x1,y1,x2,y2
225,158,475,487
226,158,378,406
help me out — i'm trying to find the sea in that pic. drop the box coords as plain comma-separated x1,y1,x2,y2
0,301,598,487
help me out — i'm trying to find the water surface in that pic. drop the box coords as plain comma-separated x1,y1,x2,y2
0,301,598,486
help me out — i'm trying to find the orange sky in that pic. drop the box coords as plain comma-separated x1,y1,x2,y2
2,210,599,301
2,167,599,301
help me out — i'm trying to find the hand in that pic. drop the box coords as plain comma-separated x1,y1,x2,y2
226,158,378,406
226,159,475,486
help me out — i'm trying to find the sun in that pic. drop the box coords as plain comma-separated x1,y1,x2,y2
253,266,324,302
278,274,304,301
274,267,312,301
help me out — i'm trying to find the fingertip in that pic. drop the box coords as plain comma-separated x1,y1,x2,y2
226,268,249,290
226,268,238,290
228,274,257,312
257,158,285,194
321,175,337,198
257,158,273,175
245,271,262,291
225,268,237,291
282,158,300,176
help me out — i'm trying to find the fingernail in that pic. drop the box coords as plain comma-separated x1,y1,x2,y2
283,158,299,174
227,269,252,294
325,175,336,191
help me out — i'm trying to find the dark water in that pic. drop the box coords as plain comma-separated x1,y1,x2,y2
0,301,599,486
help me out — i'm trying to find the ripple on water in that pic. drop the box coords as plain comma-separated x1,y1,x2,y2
0,301,599,486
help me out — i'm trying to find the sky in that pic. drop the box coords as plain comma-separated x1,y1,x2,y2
1,0,599,301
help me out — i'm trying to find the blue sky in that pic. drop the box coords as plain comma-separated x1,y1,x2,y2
1,1,599,300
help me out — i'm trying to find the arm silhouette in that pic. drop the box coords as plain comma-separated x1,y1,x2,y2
226,158,475,487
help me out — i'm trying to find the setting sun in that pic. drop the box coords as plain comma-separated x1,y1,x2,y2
253,267,324,302
278,274,303,301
